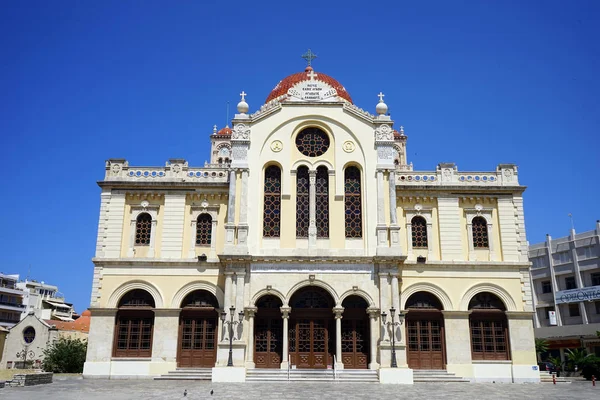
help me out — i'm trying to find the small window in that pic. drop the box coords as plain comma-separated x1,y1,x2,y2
595,301,600,314
541,281,552,294
471,217,489,248
568,303,580,317
195,214,212,246
565,276,577,290
411,216,428,248
135,213,152,246
23,327,35,343
592,273,600,286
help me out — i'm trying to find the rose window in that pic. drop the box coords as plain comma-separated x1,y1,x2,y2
295,128,330,157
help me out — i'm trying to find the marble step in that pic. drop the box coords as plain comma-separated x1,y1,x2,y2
154,368,212,380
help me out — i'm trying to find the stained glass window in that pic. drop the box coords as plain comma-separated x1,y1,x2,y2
135,213,152,246
411,216,428,248
295,128,330,157
296,166,309,238
316,166,329,238
195,214,212,246
472,216,489,248
263,165,281,237
344,166,362,238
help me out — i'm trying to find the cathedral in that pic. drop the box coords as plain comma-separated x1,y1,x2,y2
83,53,538,383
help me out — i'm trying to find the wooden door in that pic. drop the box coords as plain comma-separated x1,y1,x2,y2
254,315,283,368
341,318,369,369
290,317,330,368
406,317,445,369
178,315,217,368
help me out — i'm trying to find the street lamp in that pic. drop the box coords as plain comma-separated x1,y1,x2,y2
220,305,244,367
381,307,404,368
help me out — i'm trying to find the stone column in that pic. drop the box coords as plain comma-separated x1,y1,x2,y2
391,274,400,316
127,219,136,257
388,171,401,249
506,311,540,383
333,307,344,369
308,170,317,248
487,223,495,261
234,271,246,340
244,307,257,368
376,170,388,247
151,309,181,364
223,272,234,341
378,271,390,342
225,169,237,245
405,220,413,259
442,311,473,377
148,218,157,257
83,308,117,378
426,222,434,259
280,307,291,369
237,169,249,245
467,221,475,260
188,219,198,258
367,307,381,370
209,218,217,259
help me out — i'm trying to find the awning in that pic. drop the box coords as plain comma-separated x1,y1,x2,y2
43,300,71,309
52,315,74,322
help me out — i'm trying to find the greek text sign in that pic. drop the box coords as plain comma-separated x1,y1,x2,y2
555,285,600,304
287,81,338,102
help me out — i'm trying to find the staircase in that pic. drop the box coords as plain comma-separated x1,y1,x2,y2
539,371,570,383
412,370,470,383
246,368,378,382
154,368,212,381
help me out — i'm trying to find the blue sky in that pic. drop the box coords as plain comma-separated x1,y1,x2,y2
1,1,598,313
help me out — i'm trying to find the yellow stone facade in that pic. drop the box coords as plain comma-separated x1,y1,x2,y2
83,67,538,383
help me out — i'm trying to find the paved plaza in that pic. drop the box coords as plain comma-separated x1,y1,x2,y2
1,379,598,400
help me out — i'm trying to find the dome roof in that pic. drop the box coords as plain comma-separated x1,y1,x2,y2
265,67,353,104
217,126,232,136
81,310,91,317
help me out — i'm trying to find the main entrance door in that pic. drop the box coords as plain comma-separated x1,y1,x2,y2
288,287,335,369
341,295,369,369
405,292,446,370
254,295,283,368
177,290,219,368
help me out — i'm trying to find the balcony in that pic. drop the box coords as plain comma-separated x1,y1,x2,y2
0,301,25,312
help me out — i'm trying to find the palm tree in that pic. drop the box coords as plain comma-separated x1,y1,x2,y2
565,348,593,372
535,338,549,362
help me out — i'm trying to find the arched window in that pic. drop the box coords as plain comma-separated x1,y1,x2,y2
263,165,281,237
113,289,155,358
296,166,309,238
411,216,428,248
316,166,329,238
468,292,509,360
472,216,489,248
195,214,212,246
135,213,152,246
344,166,362,238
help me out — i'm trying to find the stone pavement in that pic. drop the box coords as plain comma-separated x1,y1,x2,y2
0,379,597,399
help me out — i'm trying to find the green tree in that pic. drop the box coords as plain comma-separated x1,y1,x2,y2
535,338,549,362
565,348,594,372
42,337,87,373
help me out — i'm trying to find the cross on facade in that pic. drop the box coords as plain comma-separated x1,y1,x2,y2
302,49,317,67
378,92,385,102
240,91,247,101
306,69,318,80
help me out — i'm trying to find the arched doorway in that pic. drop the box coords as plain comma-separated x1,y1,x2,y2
468,292,509,360
113,289,155,358
289,286,335,369
405,291,446,370
341,295,369,369
254,295,283,368
177,290,219,368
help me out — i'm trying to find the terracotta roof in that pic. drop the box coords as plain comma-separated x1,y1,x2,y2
217,126,232,136
44,309,91,333
265,67,352,104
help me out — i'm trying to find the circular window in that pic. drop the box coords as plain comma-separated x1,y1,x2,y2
23,327,35,344
295,128,330,157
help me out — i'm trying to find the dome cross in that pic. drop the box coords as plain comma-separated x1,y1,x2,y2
301,49,318,67
378,92,385,102
240,91,247,101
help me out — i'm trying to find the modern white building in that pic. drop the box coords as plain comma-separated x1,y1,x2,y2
83,55,538,383
17,280,76,322
0,273,25,329
529,221,600,359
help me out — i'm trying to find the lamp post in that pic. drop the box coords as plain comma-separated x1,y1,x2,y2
381,307,404,368
220,305,244,367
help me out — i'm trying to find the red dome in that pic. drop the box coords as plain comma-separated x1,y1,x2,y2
217,126,232,136
265,67,353,104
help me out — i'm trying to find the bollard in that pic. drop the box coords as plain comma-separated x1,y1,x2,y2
552,373,556,385
592,375,596,387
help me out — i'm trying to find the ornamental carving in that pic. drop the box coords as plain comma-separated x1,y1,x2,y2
270,140,283,152
111,163,121,175
374,124,393,141
232,123,251,140
232,146,248,161
377,147,394,160
343,141,355,153
503,168,514,182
